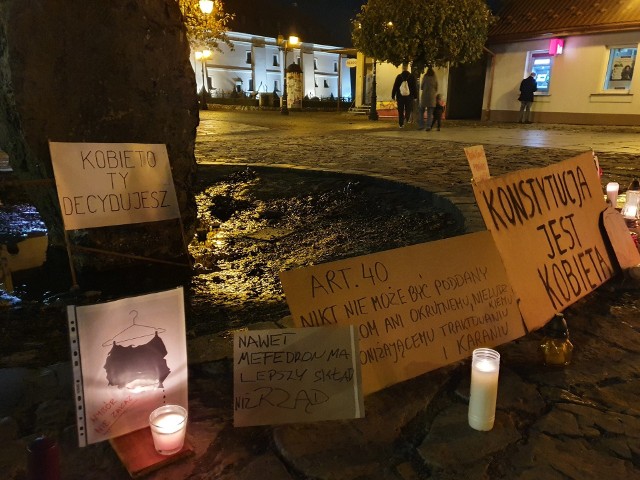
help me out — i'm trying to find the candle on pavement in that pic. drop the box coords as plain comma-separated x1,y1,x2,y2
149,405,188,455
468,348,500,431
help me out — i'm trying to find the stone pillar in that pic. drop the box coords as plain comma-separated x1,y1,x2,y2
0,0,199,270
286,63,303,110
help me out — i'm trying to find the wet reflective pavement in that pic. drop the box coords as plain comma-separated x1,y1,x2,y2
1,111,640,479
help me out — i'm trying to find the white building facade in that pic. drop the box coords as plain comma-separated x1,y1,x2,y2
483,31,640,125
191,32,353,102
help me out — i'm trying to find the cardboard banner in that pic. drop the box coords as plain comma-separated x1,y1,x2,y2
49,142,180,230
602,207,640,269
68,288,188,446
233,326,364,426
280,231,525,395
472,151,616,331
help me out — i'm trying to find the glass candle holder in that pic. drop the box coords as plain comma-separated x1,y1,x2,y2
468,348,500,431
622,190,640,223
540,313,573,367
606,182,619,207
149,405,188,455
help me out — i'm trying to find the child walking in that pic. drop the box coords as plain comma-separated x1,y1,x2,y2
430,94,445,131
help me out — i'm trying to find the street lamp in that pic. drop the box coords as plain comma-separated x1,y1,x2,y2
368,59,378,121
279,34,300,115
199,0,214,14
195,50,212,110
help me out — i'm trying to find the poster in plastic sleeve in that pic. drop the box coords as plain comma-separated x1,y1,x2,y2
68,287,188,446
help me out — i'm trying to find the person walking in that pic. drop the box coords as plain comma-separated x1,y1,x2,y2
518,72,537,124
418,67,438,130
391,63,417,128
430,94,445,131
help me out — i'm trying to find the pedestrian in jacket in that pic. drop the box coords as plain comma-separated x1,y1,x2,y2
418,67,438,130
391,63,417,128
518,72,537,123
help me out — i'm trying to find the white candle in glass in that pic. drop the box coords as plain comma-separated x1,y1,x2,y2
149,405,188,455
468,348,500,431
624,205,638,219
623,190,640,220
606,182,619,206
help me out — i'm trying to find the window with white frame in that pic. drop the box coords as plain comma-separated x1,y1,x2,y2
603,46,637,91
333,61,338,72
314,58,318,70
273,54,279,67
245,51,252,64
273,80,279,93
526,51,554,94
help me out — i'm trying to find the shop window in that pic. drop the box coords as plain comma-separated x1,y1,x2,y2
526,51,554,94
273,80,279,93
245,51,252,64
296,56,301,65
603,46,637,91
248,79,253,91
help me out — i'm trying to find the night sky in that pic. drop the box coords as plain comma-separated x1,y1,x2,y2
227,0,501,48
273,0,367,46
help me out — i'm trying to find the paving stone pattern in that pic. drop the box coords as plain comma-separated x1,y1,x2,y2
2,111,639,479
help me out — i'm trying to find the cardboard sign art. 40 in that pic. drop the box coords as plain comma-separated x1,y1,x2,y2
280,231,526,395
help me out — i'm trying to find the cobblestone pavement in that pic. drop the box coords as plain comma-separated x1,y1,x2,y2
2,110,639,480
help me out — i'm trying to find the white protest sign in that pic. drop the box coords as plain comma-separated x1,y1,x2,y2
465,145,490,182
49,142,180,230
68,287,188,446
233,326,363,427
280,231,525,395
472,151,616,331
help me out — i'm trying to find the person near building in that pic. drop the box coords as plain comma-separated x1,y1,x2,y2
518,72,537,124
430,94,446,131
391,63,417,128
418,67,438,130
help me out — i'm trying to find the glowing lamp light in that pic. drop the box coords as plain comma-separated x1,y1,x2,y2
199,0,214,14
288,35,299,46
549,38,564,56
195,49,212,61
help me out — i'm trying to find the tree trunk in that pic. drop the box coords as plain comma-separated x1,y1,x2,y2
0,0,199,271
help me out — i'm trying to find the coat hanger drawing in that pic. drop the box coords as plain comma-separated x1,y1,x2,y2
101,309,167,347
